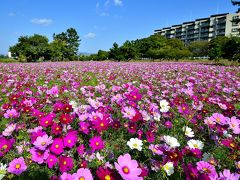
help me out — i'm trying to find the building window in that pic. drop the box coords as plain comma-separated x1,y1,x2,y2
232,28,239,32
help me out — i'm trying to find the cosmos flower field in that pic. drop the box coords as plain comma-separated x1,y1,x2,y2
0,61,239,180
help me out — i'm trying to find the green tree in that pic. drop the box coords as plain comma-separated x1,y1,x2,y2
188,41,209,57
53,28,80,60
9,34,49,62
209,36,230,60
223,36,240,61
109,43,124,61
49,40,68,61
96,50,109,61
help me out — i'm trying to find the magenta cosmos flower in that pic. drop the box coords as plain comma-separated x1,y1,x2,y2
50,138,64,155
0,137,14,157
79,121,90,135
30,147,49,164
89,136,105,152
72,168,93,180
59,156,74,173
196,161,217,178
33,134,53,150
63,131,78,148
7,157,27,175
47,154,58,169
114,153,143,180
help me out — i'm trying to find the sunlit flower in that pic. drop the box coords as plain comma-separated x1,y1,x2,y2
187,139,204,150
159,100,170,113
182,126,194,138
0,163,7,180
127,138,143,151
163,136,180,148
163,162,174,176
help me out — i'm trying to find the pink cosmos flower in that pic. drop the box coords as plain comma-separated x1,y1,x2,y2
63,131,78,148
4,109,20,118
89,136,105,152
77,144,86,156
30,147,49,164
209,113,229,125
33,134,53,150
47,85,59,96
149,144,163,155
196,161,217,178
122,106,136,120
60,172,74,180
79,122,90,134
59,156,74,173
2,123,16,136
0,137,14,157
219,169,240,180
47,154,58,169
72,168,93,180
7,157,27,175
228,116,240,134
115,153,143,180
50,138,64,155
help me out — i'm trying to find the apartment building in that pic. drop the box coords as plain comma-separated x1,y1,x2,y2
154,13,240,43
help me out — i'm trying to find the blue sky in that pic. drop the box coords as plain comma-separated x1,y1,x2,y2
0,0,236,54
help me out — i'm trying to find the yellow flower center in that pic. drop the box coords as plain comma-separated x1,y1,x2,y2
203,168,211,173
63,161,67,165
3,145,8,149
165,165,169,170
105,175,111,180
45,121,49,124
133,143,138,148
15,164,21,169
100,123,104,127
55,144,59,148
79,177,85,180
216,118,220,122
68,140,71,143
123,167,129,174
133,95,137,99
193,144,198,148
96,142,99,146
230,143,235,148
41,142,46,146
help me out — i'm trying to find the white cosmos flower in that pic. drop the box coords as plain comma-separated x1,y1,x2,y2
182,126,194,138
69,100,78,109
127,138,143,151
0,163,7,180
163,162,174,176
159,100,170,113
187,139,204,150
163,136,180,148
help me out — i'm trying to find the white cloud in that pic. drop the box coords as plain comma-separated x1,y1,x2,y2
113,0,123,6
99,12,109,17
96,2,100,8
8,12,16,17
104,0,110,7
85,32,96,39
31,18,53,26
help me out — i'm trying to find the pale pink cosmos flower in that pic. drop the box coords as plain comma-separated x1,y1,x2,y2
122,107,136,119
47,86,59,97
2,123,16,136
228,116,240,135
33,134,53,150
115,153,142,180
72,168,93,180
218,169,240,180
209,113,229,125
4,109,20,118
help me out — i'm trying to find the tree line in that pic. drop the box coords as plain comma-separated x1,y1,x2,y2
9,28,80,62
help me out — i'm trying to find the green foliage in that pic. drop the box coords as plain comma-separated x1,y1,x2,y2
9,34,49,62
209,36,229,60
188,41,209,57
53,27,80,60
223,36,240,62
